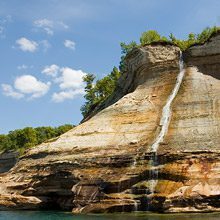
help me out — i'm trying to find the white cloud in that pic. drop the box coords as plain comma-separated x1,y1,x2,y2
42,64,59,77
56,67,85,90
51,67,87,102
52,89,84,103
33,19,69,35
64,40,75,50
1,84,24,99
2,65,87,102
15,38,51,53
34,19,54,35
16,37,38,52
14,75,50,98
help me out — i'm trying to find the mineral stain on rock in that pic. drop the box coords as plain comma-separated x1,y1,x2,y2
0,33,220,213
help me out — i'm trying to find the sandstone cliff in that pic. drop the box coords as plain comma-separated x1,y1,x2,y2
0,34,220,213
0,151,18,173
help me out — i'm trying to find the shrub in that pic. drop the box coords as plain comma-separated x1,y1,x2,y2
140,30,168,45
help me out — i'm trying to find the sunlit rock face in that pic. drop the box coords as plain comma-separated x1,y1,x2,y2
0,34,220,213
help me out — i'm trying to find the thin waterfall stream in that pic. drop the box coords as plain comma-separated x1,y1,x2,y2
148,52,185,197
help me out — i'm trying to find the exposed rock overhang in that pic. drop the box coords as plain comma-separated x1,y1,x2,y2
183,32,220,80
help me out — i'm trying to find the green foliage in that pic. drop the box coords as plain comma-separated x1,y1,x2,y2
55,124,74,136
0,135,11,150
0,124,74,153
140,30,168,45
120,41,137,55
80,73,96,117
169,26,220,50
119,41,138,72
197,26,219,43
81,67,121,118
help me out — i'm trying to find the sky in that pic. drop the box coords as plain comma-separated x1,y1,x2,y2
0,0,220,134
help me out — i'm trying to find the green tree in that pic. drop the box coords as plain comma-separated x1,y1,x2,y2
16,127,37,149
35,126,56,144
120,41,137,55
140,30,168,45
197,26,219,43
170,27,220,50
0,135,12,151
81,67,121,118
55,124,74,136
0,124,74,154
80,73,96,117
119,41,137,72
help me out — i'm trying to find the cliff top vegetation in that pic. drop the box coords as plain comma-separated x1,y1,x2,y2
81,26,220,118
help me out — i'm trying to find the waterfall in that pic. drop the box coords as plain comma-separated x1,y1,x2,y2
151,52,185,153
148,52,185,196
133,200,138,212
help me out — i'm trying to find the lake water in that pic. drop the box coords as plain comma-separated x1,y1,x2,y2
1,211,220,220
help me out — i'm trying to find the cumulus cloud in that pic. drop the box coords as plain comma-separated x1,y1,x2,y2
16,37,38,52
64,40,75,50
15,38,51,52
56,67,85,90
33,19,69,35
1,84,24,99
52,89,84,103
51,67,86,102
1,75,50,100
2,65,87,102
42,64,59,77
14,75,51,98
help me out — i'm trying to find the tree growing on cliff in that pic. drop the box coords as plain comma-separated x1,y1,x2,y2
169,26,220,50
80,73,96,118
140,30,168,45
119,41,137,72
81,67,120,118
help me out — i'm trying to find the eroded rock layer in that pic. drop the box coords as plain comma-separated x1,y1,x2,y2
184,32,220,79
0,34,220,213
0,151,18,174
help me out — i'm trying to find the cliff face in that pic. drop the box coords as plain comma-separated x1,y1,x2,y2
0,151,18,173
184,33,220,79
0,34,220,213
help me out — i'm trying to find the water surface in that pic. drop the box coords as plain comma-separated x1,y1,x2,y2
1,211,220,220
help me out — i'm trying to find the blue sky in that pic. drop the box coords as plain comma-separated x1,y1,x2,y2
0,0,220,134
